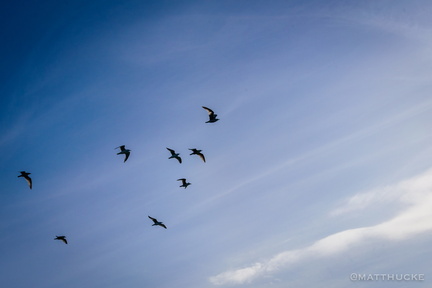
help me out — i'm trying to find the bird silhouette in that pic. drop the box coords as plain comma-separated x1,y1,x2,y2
166,148,182,163
177,178,191,188
115,145,131,162
54,235,68,244
189,148,206,162
18,171,32,189
148,216,167,229
202,106,219,123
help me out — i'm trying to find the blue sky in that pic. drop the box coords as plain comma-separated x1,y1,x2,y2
2,1,432,287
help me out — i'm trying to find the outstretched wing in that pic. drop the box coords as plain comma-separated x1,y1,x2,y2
176,156,182,163
202,106,214,116
198,153,206,163
166,147,175,155
25,176,32,189
148,216,158,224
124,151,130,162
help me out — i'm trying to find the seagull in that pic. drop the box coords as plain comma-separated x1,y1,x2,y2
18,171,32,189
166,147,182,163
115,145,131,162
189,148,206,162
54,235,68,244
202,106,219,123
177,178,191,188
148,216,167,229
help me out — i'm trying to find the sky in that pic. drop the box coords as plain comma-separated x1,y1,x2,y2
1,0,432,287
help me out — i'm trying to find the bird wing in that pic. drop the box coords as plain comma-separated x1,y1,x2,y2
160,223,167,229
202,106,214,115
148,216,158,224
166,147,175,155
55,236,67,244
198,153,206,162
25,176,32,189
176,156,182,163
124,151,130,162
178,178,186,185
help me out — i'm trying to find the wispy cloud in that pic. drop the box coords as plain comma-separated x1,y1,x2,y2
331,167,432,216
209,168,432,285
202,98,432,206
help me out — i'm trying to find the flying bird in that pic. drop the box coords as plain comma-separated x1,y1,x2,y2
189,148,206,162
54,235,68,244
202,106,219,123
177,178,191,189
115,145,131,162
18,171,32,189
166,147,182,163
148,216,167,229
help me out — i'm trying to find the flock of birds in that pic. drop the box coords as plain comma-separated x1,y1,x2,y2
17,106,220,242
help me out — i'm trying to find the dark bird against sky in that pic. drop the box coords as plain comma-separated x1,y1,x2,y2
189,148,206,162
166,147,182,163
148,216,167,229
18,171,32,189
54,235,68,244
116,145,131,162
202,106,219,123
177,178,191,188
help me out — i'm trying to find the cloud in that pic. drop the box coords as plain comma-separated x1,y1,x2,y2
209,168,432,286
331,167,432,216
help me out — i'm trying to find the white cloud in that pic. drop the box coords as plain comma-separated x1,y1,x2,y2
209,263,264,286
331,167,432,216
209,168,432,286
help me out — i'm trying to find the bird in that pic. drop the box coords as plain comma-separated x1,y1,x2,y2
18,171,32,189
148,216,167,229
115,145,131,162
177,178,191,188
189,148,206,162
202,106,219,123
54,235,68,244
166,147,182,163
